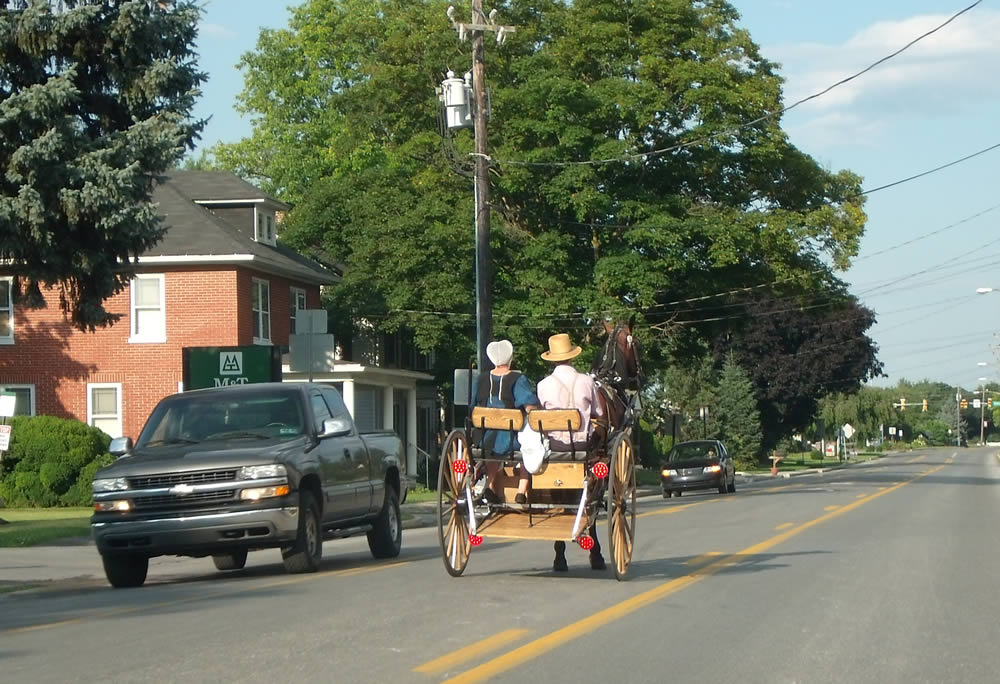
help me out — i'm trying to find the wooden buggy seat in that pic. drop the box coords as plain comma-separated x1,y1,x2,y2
470,407,589,462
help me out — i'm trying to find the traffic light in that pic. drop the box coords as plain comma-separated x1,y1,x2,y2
900,397,906,411
922,399,928,412
961,399,968,409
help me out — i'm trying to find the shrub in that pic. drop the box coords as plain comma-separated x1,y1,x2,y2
0,415,112,507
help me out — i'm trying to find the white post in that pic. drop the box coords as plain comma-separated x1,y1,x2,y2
407,387,418,480
382,384,394,432
342,379,356,419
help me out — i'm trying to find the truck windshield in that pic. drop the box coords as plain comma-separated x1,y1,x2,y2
137,393,306,447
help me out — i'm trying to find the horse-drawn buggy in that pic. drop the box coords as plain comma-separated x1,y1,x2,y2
435,323,643,580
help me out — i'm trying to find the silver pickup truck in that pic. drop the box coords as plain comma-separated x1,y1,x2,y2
91,382,404,588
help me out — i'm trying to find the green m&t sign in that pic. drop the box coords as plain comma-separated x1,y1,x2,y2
182,346,282,391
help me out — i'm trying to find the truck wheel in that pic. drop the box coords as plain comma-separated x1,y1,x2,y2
367,486,402,559
102,554,149,588
282,490,322,573
212,550,248,571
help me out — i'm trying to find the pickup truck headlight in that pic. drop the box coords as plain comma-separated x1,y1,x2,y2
239,464,287,480
240,485,291,501
93,477,129,492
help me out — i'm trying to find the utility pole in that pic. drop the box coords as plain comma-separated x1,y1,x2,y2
444,3,516,372
956,390,961,447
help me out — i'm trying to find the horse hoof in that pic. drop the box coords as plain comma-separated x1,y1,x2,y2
553,556,569,572
590,554,606,571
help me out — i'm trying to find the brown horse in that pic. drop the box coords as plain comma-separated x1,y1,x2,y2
552,319,644,572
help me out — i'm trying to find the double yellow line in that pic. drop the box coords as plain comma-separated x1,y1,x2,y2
433,464,945,683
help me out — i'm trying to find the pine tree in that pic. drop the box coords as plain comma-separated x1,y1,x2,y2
0,0,205,330
715,354,762,468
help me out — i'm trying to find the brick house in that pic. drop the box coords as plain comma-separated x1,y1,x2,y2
0,170,335,438
0,171,439,482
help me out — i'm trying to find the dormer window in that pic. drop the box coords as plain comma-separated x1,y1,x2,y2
255,208,277,246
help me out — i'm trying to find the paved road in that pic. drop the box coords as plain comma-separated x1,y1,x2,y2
2,448,998,683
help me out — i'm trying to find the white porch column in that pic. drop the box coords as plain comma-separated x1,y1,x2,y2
342,379,356,418
407,386,418,478
383,383,394,432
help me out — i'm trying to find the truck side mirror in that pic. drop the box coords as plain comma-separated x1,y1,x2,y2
109,436,134,458
320,417,352,438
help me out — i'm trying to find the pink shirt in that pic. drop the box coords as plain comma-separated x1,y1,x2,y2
536,364,603,445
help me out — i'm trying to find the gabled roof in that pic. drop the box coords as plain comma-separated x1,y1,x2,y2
139,173,337,286
162,170,289,208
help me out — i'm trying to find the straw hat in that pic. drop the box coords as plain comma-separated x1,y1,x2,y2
541,333,581,362
486,339,514,367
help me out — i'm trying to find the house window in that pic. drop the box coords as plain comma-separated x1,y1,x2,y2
254,208,276,246
0,277,12,344
290,287,307,334
87,383,122,438
252,278,271,343
0,384,34,416
129,274,165,343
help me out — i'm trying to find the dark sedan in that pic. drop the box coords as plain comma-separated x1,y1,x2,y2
660,439,736,498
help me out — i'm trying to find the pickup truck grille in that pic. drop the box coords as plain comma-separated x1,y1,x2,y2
132,489,237,508
128,470,238,489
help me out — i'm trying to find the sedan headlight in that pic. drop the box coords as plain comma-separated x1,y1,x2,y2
703,465,722,474
92,477,129,492
661,469,678,477
240,464,287,480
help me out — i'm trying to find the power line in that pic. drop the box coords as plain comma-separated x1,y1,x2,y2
860,142,1000,195
487,1,984,169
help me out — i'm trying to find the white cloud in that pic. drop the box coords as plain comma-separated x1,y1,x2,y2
199,22,237,40
766,9,1000,147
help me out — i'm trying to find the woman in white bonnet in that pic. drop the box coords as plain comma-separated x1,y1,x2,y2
471,339,539,504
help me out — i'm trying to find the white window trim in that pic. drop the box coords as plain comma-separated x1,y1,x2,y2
87,382,122,438
0,276,13,345
252,277,271,345
1,383,35,416
290,286,306,333
253,206,277,247
128,273,166,344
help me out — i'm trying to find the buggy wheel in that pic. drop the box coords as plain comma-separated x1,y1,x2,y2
607,432,636,581
438,429,472,577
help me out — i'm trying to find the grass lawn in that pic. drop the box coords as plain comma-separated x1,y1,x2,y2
404,486,439,503
0,508,92,548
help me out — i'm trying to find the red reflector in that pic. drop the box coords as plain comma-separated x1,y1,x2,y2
578,535,595,550
469,534,483,546
593,462,609,479
452,459,468,474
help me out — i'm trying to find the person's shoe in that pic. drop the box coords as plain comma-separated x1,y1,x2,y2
514,493,527,504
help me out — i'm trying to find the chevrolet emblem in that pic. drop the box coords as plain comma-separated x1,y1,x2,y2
170,483,195,495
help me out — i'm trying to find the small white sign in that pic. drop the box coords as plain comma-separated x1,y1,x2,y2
973,399,982,409
295,309,328,335
220,352,244,376
0,424,11,451
0,392,15,418
842,423,855,439
889,427,897,435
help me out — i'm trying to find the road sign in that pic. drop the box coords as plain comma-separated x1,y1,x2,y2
0,424,11,451
974,399,982,409
842,423,855,439
889,427,897,435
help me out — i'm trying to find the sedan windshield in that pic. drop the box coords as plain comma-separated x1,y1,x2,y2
137,393,305,448
668,443,721,463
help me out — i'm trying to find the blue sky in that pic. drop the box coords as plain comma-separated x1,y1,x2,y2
191,1,1000,392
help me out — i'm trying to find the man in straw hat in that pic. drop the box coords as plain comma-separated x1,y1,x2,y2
471,339,539,505
537,332,606,571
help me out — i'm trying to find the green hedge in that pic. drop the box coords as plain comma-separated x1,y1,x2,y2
0,416,113,507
